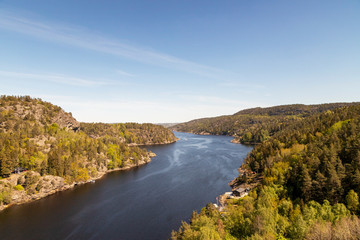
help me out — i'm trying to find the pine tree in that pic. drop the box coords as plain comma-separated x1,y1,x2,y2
301,166,312,201
352,169,360,193
312,171,327,202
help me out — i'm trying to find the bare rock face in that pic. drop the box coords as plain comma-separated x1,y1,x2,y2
36,175,66,195
6,174,20,186
1,99,80,132
51,109,80,131
0,171,68,207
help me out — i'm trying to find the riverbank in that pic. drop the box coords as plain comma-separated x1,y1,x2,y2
0,136,179,212
0,152,157,212
216,172,262,211
0,132,254,240
127,138,179,146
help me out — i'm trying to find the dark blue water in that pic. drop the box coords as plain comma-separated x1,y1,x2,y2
0,132,252,240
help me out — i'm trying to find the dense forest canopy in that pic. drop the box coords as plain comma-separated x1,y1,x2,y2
171,103,360,145
172,104,360,240
233,103,359,117
0,95,176,206
81,122,178,145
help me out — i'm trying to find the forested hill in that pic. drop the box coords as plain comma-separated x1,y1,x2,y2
0,96,176,208
234,103,359,117
172,105,360,240
81,122,178,145
171,102,360,144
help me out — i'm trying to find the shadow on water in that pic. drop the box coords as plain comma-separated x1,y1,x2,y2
0,132,253,240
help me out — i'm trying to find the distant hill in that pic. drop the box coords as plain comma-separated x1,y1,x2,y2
234,103,359,116
156,123,179,128
81,122,178,145
171,102,360,144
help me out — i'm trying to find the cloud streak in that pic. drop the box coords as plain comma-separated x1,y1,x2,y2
0,10,229,78
116,69,135,77
0,70,112,86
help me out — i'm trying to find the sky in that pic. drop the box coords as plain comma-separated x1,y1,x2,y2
0,0,359,123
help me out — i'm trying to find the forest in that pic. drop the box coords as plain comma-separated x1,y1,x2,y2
0,95,176,206
81,122,178,145
172,104,360,239
171,103,359,145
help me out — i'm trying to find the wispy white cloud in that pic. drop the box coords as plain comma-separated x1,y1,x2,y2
116,69,135,77
0,70,112,86
0,10,229,78
218,81,266,89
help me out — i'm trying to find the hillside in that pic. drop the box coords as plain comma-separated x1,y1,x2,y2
81,122,178,145
0,95,176,209
233,103,358,116
172,105,360,239
171,103,360,144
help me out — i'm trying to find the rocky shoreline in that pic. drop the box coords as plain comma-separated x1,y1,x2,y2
127,138,179,147
0,137,178,213
0,153,157,212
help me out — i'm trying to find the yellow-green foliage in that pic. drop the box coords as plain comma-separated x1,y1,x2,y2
107,144,124,168
107,144,119,161
28,151,46,172
0,95,151,183
172,103,359,144
264,161,290,185
173,182,354,239
14,184,24,191
172,205,230,240
0,185,12,205
280,144,305,157
47,123,60,135
346,190,359,214
75,168,89,182
173,104,360,239
80,122,177,145
327,119,351,134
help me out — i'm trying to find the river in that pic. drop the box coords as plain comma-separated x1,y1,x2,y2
0,132,252,240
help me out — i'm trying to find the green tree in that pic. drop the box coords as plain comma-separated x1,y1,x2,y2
346,190,359,214
301,166,312,201
0,147,14,177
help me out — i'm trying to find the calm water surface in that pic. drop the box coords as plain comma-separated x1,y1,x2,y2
0,132,252,240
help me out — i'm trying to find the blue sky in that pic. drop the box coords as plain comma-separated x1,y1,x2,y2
0,1,359,123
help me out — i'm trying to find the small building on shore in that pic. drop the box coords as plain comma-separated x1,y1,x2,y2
232,187,250,198
12,167,28,174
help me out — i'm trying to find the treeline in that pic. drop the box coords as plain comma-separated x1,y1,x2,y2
172,103,360,144
0,96,175,205
80,122,178,145
172,188,360,239
233,103,358,117
172,105,360,239
244,105,360,204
